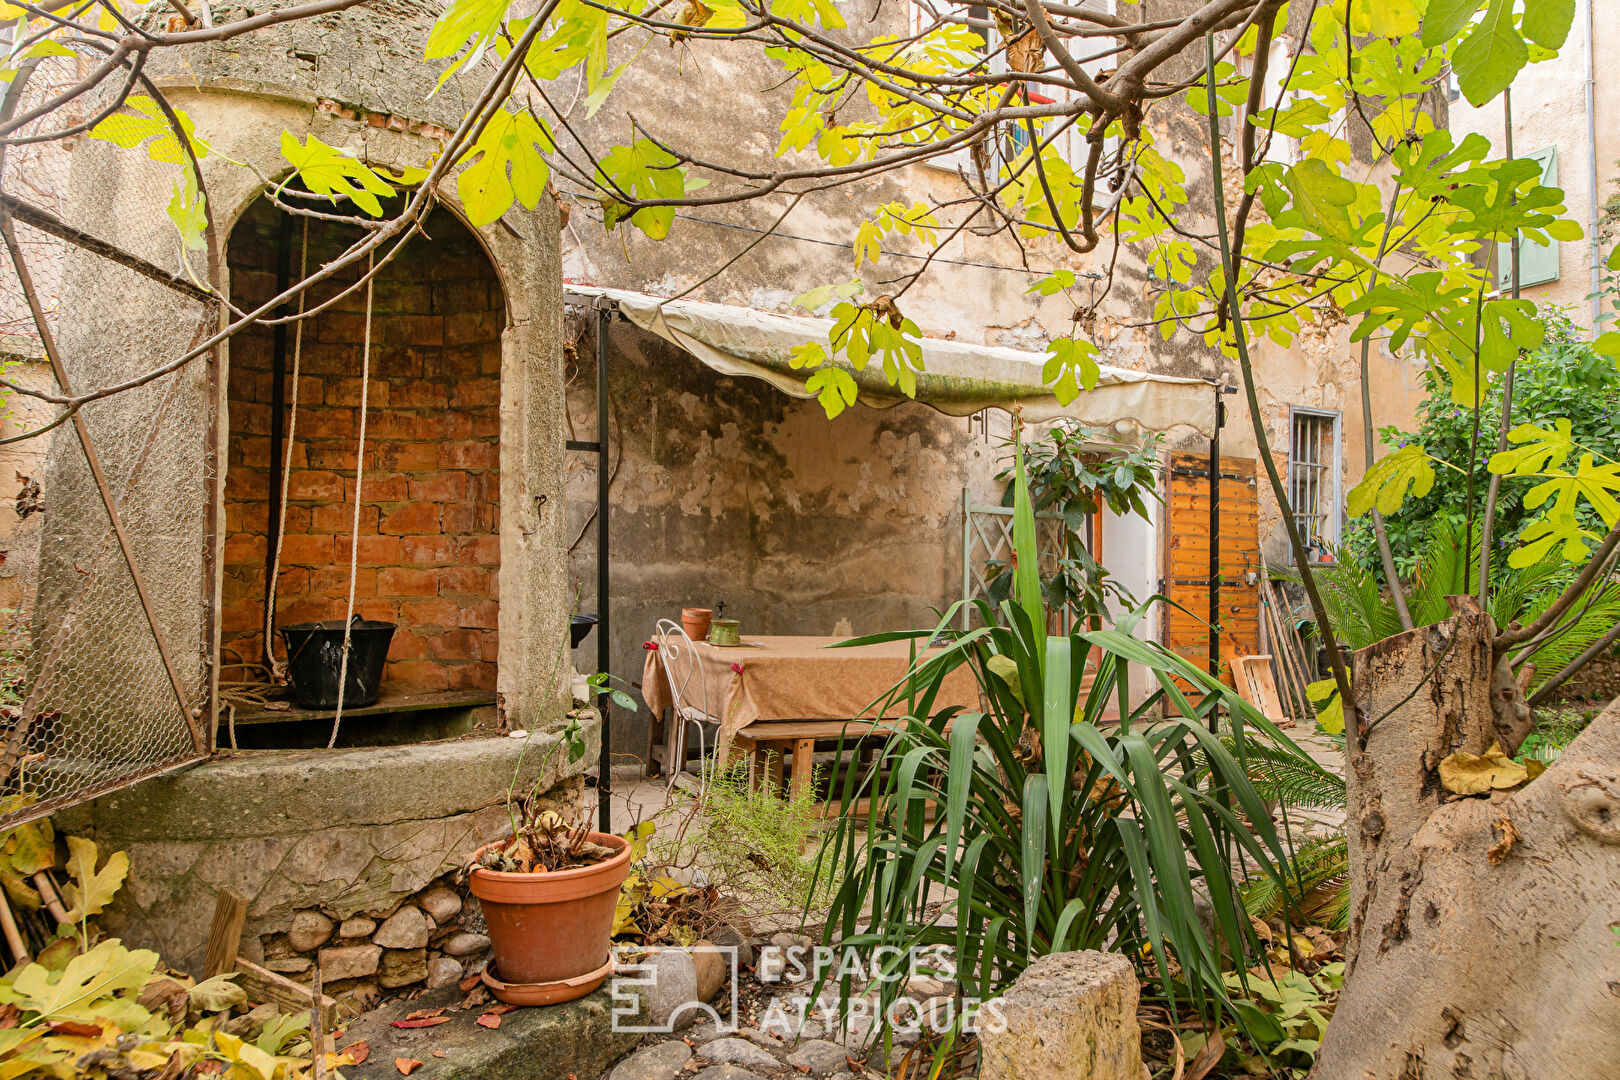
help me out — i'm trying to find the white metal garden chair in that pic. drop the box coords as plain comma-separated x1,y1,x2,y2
650,618,719,797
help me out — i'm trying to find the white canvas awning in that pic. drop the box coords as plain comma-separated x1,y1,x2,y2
565,284,1216,437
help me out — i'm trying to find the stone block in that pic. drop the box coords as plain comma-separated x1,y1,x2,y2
379,948,429,988
319,943,382,982
637,949,699,1032
426,956,464,989
374,906,431,949
418,885,463,925
609,1039,692,1080
440,931,491,957
339,916,377,939
976,951,1140,1080
288,911,336,952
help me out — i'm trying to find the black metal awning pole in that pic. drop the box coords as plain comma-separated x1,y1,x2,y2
595,307,612,832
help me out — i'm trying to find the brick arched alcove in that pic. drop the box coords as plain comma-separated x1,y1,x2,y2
221,200,505,701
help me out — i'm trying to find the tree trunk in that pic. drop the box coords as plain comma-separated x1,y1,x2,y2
1313,613,1620,1079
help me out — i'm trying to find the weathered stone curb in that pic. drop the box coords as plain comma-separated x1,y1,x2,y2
340,982,643,1080
56,734,584,841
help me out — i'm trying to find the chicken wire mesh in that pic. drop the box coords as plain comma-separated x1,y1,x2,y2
0,50,217,830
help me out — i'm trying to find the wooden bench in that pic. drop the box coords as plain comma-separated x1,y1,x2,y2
731,717,950,804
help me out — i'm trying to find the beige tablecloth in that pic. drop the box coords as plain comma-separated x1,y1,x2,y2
640,634,981,765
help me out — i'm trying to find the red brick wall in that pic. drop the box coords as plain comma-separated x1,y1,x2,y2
222,201,503,695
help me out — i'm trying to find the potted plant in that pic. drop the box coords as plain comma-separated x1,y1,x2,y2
464,710,636,1006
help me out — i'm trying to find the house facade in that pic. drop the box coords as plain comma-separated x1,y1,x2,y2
548,0,1431,753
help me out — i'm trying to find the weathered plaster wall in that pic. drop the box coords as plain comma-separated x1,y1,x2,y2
1449,0,1619,328
546,0,1428,749
565,321,1012,750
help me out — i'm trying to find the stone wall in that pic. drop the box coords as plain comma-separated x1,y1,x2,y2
54,731,589,997
264,874,491,1013
221,199,503,694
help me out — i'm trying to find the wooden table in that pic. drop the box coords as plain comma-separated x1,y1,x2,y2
640,633,981,799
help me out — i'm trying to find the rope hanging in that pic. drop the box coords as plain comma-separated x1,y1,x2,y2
328,250,376,749
264,218,309,686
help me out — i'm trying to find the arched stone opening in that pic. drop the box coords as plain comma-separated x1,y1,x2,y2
220,198,507,737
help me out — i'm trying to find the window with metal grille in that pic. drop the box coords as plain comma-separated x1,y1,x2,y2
1288,409,1341,563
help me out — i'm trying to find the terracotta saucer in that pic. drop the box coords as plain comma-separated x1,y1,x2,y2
480,957,615,1006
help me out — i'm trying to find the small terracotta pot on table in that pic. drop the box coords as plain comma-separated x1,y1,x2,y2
681,607,713,642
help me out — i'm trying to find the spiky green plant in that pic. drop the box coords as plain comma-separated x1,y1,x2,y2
811,438,1334,1035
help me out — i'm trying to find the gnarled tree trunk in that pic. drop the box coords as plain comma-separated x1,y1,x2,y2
1313,613,1620,1079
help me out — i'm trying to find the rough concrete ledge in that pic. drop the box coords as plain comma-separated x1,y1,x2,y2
56,727,595,843
342,981,644,1080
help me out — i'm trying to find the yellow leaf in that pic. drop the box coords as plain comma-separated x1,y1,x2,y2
1438,741,1530,795
61,837,128,922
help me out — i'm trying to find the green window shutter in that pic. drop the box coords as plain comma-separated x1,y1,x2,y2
1497,146,1560,290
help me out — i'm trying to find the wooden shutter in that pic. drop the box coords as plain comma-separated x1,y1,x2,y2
1497,146,1560,290
1161,453,1262,681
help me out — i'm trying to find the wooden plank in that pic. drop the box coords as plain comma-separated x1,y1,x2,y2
204,888,249,978
231,689,496,727
237,958,344,1027
790,738,815,802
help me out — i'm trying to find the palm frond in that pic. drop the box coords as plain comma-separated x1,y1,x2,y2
1222,738,1346,812
1243,835,1347,924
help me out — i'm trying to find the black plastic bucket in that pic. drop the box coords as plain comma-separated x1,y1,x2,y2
280,617,396,710
571,613,598,648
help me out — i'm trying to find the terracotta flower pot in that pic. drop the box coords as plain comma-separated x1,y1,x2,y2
467,832,633,1004
681,608,713,642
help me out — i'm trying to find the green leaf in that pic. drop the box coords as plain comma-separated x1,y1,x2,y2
1347,444,1435,517
188,973,247,1013
1041,337,1100,405
1357,0,1419,38
596,138,686,240
789,341,827,369
10,939,157,1024
1306,680,1344,734
279,132,395,217
1452,0,1527,107
88,96,208,165
1011,437,1045,643
1521,0,1575,49
1283,158,1358,243
457,108,553,226
168,168,208,253
1019,773,1047,956
805,368,856,418
1489,419,1575,476
426,0,513,87
60,837,128,923
1420,0,1481,48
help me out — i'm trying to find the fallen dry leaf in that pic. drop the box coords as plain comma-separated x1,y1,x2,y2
391,1016,452,1029
476,1012,502,1029
1185,1030,1225,1080
1439,741,1529,795
432,1051,449,1059
46,1020,103,1038
396,1058,424,1076
459,972,482,993
340,1040,371,1066
406,1008,446,1021
1487,814,1519,865
487,1004,518,1015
